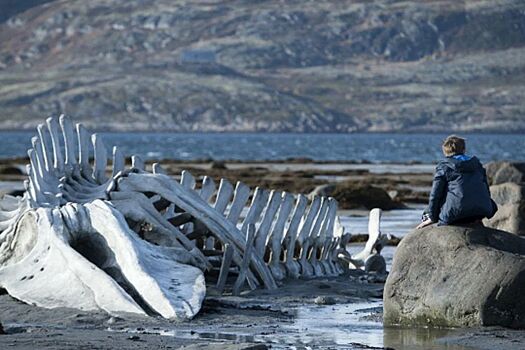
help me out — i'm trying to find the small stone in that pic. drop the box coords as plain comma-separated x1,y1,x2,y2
0,321,5,335
240,345,268,350
364,254,387,274
366,273,388,284
106,316,122,325
128,335,140,341
314,296,336,305
210,161,227,170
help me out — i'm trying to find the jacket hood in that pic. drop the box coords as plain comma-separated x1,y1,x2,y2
441,155,481,173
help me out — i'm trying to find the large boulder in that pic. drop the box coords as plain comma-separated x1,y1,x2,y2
384,225,525,328
309,182,405,210
485,161,525,185
484,182,525,236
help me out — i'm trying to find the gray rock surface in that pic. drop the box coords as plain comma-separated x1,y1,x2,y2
485,162,525,185
0,181,24,198
364,254,387,275
308,184,336,200
484,182,525,235
309,182,404,210
384,225,525,328
313,296,336,305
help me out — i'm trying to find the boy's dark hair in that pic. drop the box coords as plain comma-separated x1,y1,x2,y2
442,135,466,156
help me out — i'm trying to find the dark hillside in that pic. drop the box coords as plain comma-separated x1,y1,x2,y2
0,0,524,132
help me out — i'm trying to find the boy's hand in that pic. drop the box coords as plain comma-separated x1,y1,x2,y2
416,218,433,229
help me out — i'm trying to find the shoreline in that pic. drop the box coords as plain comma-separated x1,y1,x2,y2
1,276,523,350
2,159,522,349
0,159,434,205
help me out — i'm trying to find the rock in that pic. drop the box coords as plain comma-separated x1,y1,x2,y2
350,233,401,246
330,183,405,210
239,346,268,350
484,182,525,235
384,225,525,328
314,296,336,305
210,161,227,170
387,190,399,200
106,316,123,325
485,161,525,185
0,321,4,334
364,254,387,275
308,184,336,200
181,345,268,350
0,181,25,198
366,272,388,284
0,165,25,176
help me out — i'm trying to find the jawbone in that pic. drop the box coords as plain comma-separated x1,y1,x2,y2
0,200,205,320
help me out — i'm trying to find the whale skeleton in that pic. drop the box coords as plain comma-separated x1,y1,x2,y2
0,115,388,320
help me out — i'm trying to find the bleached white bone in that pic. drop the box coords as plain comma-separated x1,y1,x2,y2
227,181,250,225
0,115,354,320
59,114,77,172
312,198,338,276
283,195,308,278
232,224,256,295
0,208,146,316
152,163,167,175
181,170,196,190
214,178,234,213
338,208,386,271
91,134,108,183
116,173,274,289
241,187,268,234
299,197,328,277
216,243,234,293
85,200,205,319
199,176,216,203
130,155,144,171
268,192,295,280
254,190,283,256
352,208,382,264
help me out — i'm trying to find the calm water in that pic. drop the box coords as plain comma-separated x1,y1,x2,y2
135,300,471,349
1,131,525,163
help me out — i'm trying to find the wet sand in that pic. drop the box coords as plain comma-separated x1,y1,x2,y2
0,274,386,350
1,276,523,350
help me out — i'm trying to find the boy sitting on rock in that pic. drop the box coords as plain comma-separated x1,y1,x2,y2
417,135,497,229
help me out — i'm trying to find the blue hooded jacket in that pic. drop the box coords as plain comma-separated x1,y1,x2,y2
427,155,497,225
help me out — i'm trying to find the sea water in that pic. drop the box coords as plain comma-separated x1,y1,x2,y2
1,131,514,349
1,132,525,162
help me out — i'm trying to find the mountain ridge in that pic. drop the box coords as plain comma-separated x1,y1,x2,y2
0,0,524,132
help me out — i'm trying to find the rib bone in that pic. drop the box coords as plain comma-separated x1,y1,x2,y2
0,115,373,320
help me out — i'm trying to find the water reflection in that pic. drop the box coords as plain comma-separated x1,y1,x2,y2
113,302,477,349
383,326,470,350
283,302,384,348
